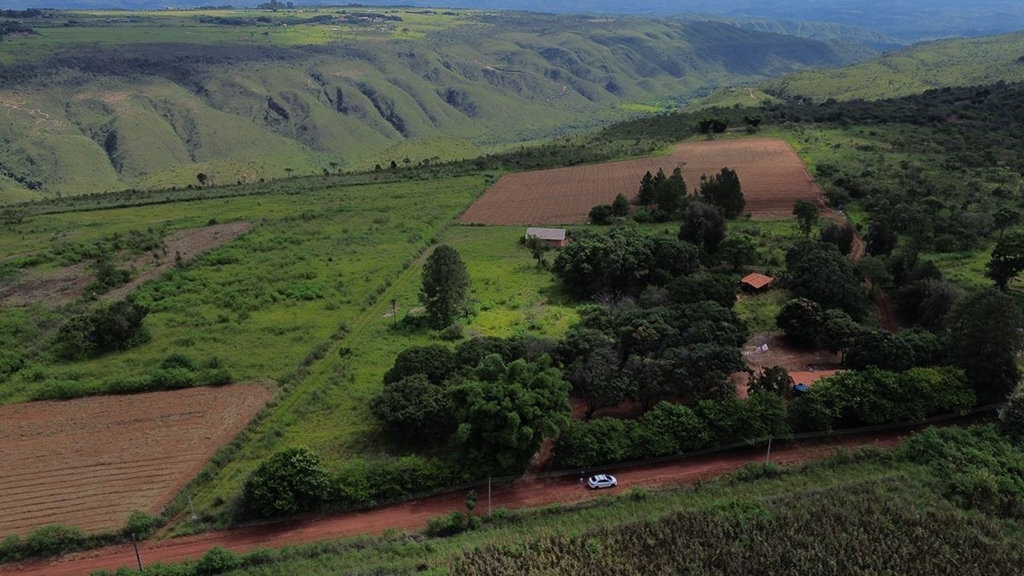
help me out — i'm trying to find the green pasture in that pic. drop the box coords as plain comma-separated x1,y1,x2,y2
186,222,578,522
0,175,486,405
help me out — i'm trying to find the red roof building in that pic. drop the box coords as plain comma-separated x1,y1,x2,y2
740,272,774,291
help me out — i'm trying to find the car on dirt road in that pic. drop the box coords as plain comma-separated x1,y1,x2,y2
587,474,618,489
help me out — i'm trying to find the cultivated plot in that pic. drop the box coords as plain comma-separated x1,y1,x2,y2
460,138,822,225
0,385,272,536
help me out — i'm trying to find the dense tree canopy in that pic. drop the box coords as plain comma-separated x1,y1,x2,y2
785,241,867,319
449,355,571,473
678,201,727,253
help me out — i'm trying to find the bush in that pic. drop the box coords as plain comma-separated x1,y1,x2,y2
123,510,157,539
195,546,241,575
242,447,332,518
197,368,233,386
21,524,87,557
439,323,465,341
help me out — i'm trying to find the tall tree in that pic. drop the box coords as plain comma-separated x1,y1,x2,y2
946,288,1024,404
699,167,744,219
792,200,819,236
819,221,855,256
611,193,631,217
637,171,656,207
985,233,1024,291
420,245,471,329
865,220,898,256
655,166,687,216
678,201,726,253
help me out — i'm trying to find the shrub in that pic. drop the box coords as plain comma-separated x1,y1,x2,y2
242,447,331,518
160,352,196,371
439,323,465,341
123,510,157,539
195,546,241,575
21,524,87,557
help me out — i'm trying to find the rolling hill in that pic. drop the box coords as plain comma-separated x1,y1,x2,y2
0,9,858,201
760,30,1024,101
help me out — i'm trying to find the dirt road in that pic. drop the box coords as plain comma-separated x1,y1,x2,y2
11,428,920,576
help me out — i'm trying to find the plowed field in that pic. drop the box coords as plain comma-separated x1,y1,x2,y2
460,138,822,225
0,384,272,537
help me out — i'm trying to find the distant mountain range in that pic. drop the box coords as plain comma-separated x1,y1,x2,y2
9,1,1020,42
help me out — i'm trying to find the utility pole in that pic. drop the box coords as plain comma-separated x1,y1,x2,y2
131,533,144,572
765,435,773,466
391,298,398,328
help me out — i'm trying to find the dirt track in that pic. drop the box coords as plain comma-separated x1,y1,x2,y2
11,426,927,576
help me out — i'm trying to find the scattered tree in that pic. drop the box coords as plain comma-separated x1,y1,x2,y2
792,200,819,236
985,233,1024,291
588,204,614,225
865,220,898,256
611,193,631,217
420,245,471,329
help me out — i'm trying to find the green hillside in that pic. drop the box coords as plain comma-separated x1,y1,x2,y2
762,31,1024,101
0,9,858,201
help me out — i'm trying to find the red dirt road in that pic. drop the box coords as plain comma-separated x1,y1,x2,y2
461,138,822,225
12,427,923,576
0,385,272,538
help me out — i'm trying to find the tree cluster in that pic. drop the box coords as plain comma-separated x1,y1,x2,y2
371,336,569,474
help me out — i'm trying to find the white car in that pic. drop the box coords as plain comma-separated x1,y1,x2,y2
587,474,618,489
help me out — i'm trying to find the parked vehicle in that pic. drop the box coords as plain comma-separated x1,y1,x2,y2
587,474,618,489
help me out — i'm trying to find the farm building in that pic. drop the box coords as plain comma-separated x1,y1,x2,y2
525,227,569,248
740,272,774,291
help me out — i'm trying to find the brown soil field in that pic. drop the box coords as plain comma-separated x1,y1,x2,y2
0,384,272,537
0,221,251,308
460,138,822,225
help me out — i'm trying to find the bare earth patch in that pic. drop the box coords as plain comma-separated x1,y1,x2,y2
0,384,273,537
0,221,251,308
460,137,822,225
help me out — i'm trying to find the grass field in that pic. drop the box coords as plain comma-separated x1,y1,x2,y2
186,222,578,524
0,175,486,405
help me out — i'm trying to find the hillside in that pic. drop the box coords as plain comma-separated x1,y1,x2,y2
761,31,1024,101
0,9,854,202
